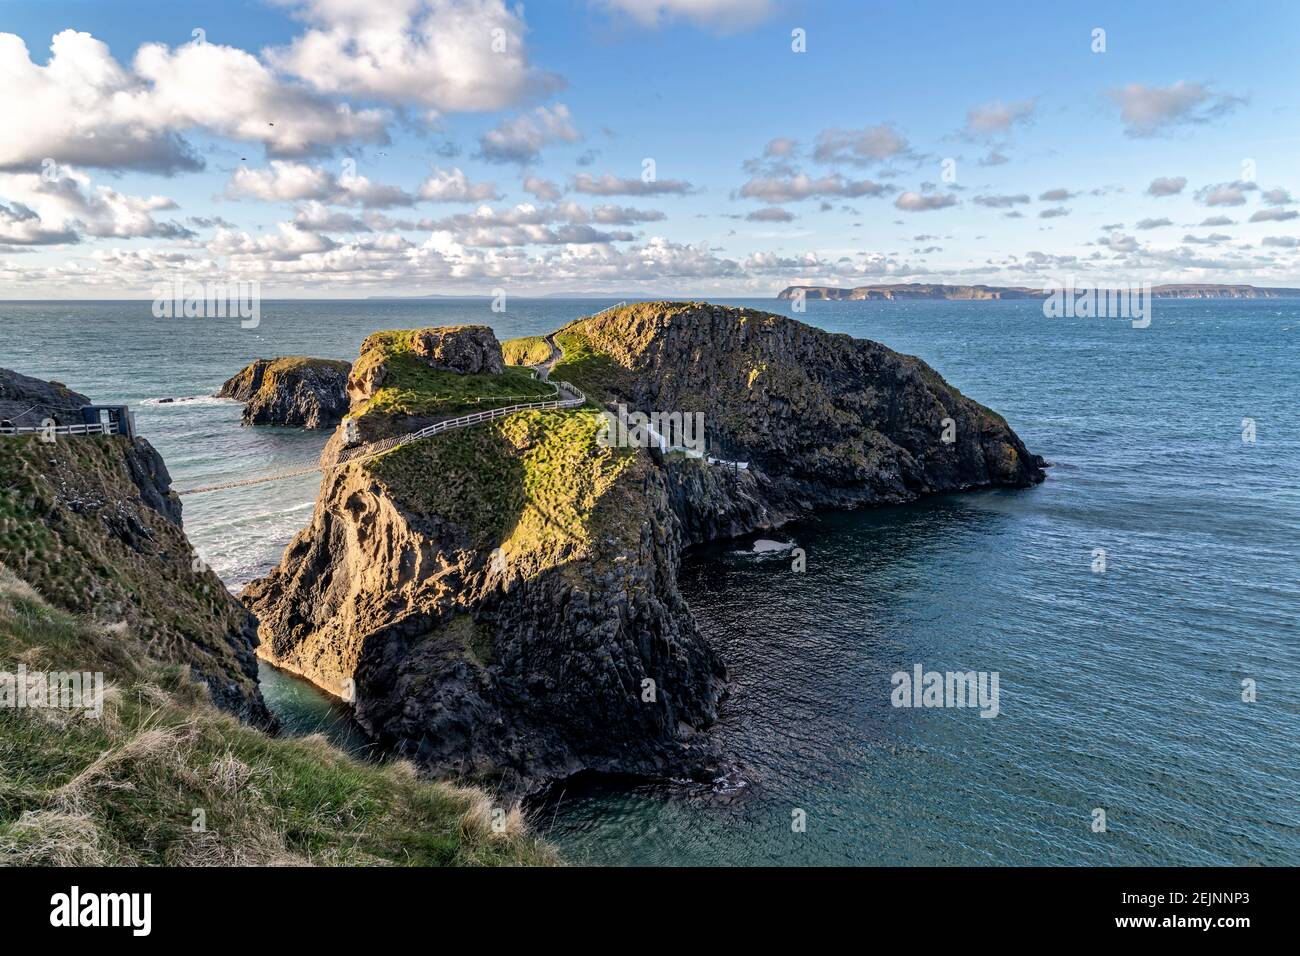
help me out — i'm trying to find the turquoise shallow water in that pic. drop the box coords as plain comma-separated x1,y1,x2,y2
3,297,1297,865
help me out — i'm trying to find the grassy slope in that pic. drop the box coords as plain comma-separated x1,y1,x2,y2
350,330,555,423
262,356,351,374
501,336,552,367
365,408,638,564
0,435,259,704
550,326,631,401
0,566,557,866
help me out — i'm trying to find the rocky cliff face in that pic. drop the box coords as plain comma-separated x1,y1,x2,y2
0,367,271,727
217,357,350,429
245,304,1045,791
245,366,724,788
554,301,1044,517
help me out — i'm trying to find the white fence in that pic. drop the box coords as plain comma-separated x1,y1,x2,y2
0,422,118,437
334,382,585,465
177,382,588,494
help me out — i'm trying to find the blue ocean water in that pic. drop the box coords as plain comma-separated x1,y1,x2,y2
2,297,1297,865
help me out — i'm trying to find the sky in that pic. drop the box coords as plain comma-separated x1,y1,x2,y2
0,0,1297,298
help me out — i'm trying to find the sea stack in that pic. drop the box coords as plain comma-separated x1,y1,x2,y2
217,357,351,429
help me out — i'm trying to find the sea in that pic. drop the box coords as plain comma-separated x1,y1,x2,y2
2,296,1296,866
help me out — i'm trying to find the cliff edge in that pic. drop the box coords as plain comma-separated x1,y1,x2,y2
0,367,271,726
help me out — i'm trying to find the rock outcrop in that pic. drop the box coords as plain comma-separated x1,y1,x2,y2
553,301,1045,514
408,325,505,375
217,357,350,429
244,303,1046,792
0,367,272,727
0,368,89,427
778,282,1300,300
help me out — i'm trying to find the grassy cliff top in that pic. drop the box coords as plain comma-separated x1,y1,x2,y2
0,565,557,866
350,329,554,423
501,336,553,367
366,407,639,567
262,356,351,373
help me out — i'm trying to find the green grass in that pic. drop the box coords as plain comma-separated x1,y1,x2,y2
0,435,260,706
550,327,629,402
262,356,351,374
365,408,637,561
501,336,552,367
0,566,557,867
351,330,555,423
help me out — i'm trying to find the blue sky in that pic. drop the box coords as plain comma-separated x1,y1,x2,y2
1,0,1297,296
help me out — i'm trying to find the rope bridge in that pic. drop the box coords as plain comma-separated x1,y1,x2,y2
174,382,586,496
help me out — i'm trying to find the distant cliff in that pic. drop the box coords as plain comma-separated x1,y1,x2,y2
245,303,1045,795
778,282,1300,301
217,357,350,429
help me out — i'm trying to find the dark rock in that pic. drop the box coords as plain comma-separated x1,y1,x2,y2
217,357,350,429
0,366,91,426
409,325,504,375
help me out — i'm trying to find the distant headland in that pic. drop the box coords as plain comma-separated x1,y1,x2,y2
777,283,1300,301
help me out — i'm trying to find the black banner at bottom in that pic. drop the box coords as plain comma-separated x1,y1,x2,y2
0,865,1277,940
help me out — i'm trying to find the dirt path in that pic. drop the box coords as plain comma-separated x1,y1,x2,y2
534,333,562,381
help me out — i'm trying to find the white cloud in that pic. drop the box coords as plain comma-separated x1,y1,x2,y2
226,160,417,207
210,222,339,261
0,30,389,173
964,99,1036,135
594,0,775,30
1146,176,1187,197
477,104,581,163
225,162,336,202
269,0,559,114
738,173,884,202
0,168,191,244
746,206,795,222
420,200,662,245
813,123,908,165
1196,181,1257,207
522,176,563,201
895,191,957,212
418,166,502,202
973,194,1030,208
574,173,694,196
590,204,665,224
1249,208,1299,223
1107,81,1244,137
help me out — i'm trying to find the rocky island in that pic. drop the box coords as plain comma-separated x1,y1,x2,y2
216,356,351,428
778,282,1300,301
244,302,1045,794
